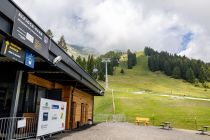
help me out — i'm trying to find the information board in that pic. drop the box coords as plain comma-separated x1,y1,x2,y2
1,40,25,64
12,10,49,59
37,98,67,137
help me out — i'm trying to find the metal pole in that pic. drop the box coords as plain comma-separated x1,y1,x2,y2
102,58,110,89
105,62,108,89
9,70,23,140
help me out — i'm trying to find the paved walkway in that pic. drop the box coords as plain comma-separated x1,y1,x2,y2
59,122,210,140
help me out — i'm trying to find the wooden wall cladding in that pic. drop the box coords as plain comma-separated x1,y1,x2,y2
72,88,93,128
27,73,54,89
27,73,94,130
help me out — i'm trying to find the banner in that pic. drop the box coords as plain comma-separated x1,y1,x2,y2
37,98,67,137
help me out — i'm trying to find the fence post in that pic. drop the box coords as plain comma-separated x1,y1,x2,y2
152,113,155,125
194,116,197,130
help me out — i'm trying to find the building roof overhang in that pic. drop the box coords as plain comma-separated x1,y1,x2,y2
0,0,104,96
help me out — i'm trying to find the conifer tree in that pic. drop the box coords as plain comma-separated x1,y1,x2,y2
172,66,181,79
186,68,195,83
58,35,68,52
46,29,54,39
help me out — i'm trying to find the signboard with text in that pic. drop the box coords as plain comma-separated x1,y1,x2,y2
1,40,25,64
37,98,67,137
12,10,49,59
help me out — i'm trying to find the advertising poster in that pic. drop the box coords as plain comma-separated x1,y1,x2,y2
37,98,67,137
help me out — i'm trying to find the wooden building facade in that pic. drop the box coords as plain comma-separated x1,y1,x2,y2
0,0,104,136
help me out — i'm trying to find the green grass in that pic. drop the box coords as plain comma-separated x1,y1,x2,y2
110,52,210,98
95,91,210,130
94,52,210,130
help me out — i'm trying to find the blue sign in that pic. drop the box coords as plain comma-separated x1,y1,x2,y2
25,50,35,68
52,105,59,109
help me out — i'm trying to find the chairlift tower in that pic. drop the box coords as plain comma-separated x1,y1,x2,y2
102,58,111,89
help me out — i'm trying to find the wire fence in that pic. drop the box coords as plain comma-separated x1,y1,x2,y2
94,114,126,123
94,114,210,130
0,117,38,140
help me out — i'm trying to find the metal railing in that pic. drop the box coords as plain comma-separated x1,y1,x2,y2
0,117,38,140
94,114,126,122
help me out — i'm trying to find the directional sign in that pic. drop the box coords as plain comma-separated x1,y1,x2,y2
12,10,49,59
1,40,25,64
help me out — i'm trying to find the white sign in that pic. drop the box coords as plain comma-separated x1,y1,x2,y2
17,119,26,128
37,98,67,137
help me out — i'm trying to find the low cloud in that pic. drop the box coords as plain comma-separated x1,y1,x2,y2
14,0,210,62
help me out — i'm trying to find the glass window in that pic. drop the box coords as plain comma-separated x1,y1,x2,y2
36,87,47,113
24,84,37,113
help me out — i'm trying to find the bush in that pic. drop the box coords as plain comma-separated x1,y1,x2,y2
120,69,125,74
202,82,209,88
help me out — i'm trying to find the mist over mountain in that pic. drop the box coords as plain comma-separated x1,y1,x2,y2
67,44,99,58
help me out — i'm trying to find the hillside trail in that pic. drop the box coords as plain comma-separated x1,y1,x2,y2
132,91,210,102
111,89,210,102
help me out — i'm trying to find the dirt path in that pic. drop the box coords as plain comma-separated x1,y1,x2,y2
131,91,210,102
59,122,210,140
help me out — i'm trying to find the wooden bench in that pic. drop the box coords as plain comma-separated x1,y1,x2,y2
135,117,150,126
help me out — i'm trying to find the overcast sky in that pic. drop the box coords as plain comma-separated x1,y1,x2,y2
13,0,210,62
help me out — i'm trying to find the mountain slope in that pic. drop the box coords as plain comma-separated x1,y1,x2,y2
109,52,210,98
95,52,210,130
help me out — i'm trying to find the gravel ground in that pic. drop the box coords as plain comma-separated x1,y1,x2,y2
58,122,210,140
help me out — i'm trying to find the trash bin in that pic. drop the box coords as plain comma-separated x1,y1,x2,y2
88,119,92,125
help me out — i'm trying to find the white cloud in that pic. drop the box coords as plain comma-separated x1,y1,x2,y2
13,0,210,62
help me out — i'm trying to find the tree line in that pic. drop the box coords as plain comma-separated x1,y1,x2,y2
75,51,122,81
145,47,210,87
